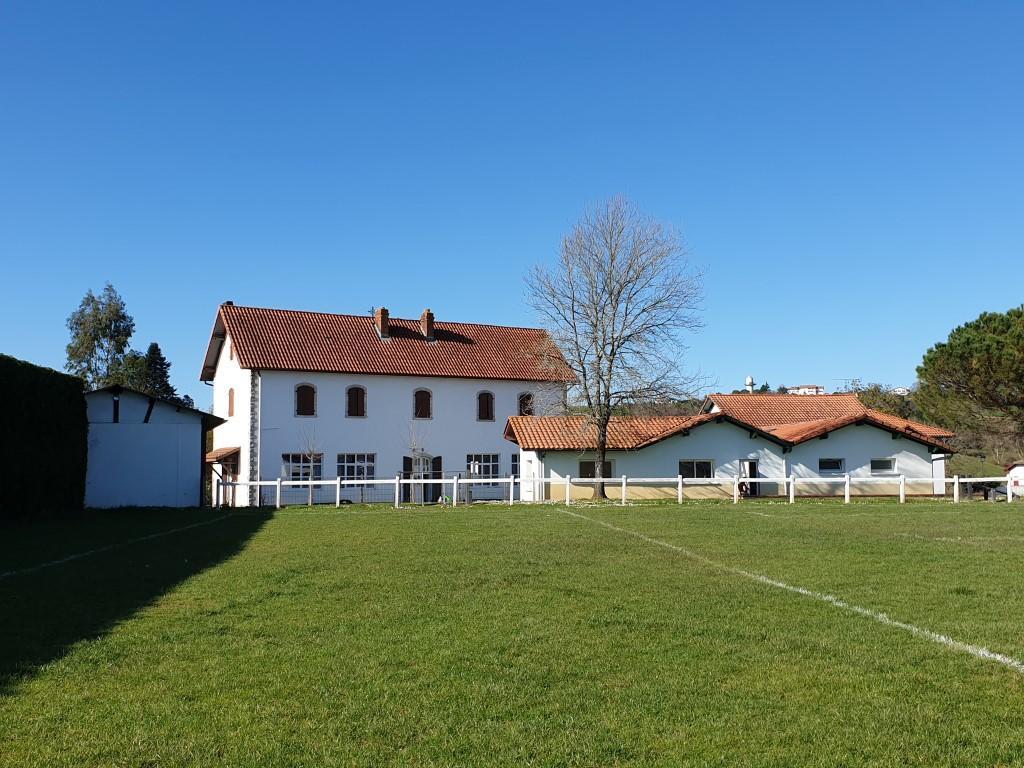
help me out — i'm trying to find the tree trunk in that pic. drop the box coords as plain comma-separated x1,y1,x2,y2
592,433,608,500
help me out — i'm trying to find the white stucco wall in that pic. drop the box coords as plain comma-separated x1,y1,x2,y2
1009,465,1024,498
250,371,562,503
85,390,204,507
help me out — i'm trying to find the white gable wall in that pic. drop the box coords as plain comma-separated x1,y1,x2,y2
209,333,251,479
85,390,204,507
787,423,937,495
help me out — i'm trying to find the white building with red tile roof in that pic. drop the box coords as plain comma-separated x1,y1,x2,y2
201,302,571,505
504,393,955,500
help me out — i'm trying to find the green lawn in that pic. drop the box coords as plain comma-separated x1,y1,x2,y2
3,501,1024,766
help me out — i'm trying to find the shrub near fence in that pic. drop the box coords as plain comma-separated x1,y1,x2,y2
0,354,87,517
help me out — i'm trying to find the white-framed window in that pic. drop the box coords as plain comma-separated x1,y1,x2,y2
282,453,322,486
679,460,714,479
818,458,845,474
870,458,897,475
511,454,519,478
337,453,375,480
467,453,499,486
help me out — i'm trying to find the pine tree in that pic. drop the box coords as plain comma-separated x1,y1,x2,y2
142,343,177,400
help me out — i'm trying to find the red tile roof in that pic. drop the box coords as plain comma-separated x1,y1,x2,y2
201,304,573,383
504,414,717,451
705,393,954,450
506,394,955,452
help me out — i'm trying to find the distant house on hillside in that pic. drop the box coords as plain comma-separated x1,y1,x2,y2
200,302,571,505
505,393,954,500
786,384,826,395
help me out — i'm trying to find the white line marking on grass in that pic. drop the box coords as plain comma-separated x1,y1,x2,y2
895,533,1024,544
0,515,232,580
560,508,1024,675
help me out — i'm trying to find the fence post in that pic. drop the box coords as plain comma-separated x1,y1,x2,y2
733,476,739,504
953,475,959,503
844,473,851,504
394,474,400,508
677,475,683,504
565,476,571,505
789,475,796,504
336,476,341,508
275,478,282,509
452,476,459,507
899,474,906,504
509,475,515,506
621,475,627,506
1007,475,1013,503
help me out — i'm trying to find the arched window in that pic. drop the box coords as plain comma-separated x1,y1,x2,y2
518,392,534,416
477,391,495,421
295,384,316,417
413,389,432,419
227,388,235,417
346,386,367,418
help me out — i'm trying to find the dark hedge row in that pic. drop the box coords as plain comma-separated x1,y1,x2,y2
0,354,87,517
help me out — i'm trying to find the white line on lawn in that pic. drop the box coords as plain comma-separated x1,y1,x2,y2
895,533,1024,544
0,515,232,580
560,508,1024,675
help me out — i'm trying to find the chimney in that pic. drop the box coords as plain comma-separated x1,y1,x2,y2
420,308,435,341
374,307,389,338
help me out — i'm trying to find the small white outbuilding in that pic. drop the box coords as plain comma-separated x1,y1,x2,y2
85,386,223,508
1008,462,1024,499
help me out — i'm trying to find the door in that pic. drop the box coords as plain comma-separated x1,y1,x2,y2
402,456,413,503
431,455,443,503
745,460,759,497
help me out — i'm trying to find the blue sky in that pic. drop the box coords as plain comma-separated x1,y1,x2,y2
1,1,1021,407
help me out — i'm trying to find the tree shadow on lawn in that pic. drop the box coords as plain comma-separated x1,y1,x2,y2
0,509,271,696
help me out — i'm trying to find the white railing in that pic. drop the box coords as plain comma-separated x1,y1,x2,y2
214,472,1019,508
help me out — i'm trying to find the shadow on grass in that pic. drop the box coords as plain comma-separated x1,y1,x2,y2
0,509,271,696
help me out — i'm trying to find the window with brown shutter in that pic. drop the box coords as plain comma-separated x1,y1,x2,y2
295,384,316,417
477,391,494,421
227,388,235,417
413,389,432,419
518,392,534,416
346,386,366,418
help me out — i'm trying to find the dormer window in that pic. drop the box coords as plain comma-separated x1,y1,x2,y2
477,391,495,421
346,386,367,418
295,384,316,417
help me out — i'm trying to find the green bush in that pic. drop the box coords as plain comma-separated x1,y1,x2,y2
0,354,87,517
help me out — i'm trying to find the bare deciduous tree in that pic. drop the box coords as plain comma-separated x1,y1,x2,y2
527,197,703,498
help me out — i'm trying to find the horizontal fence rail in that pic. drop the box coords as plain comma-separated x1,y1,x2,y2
214,472,1022,508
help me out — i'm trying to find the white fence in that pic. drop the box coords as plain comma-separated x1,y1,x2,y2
216,473,1022,508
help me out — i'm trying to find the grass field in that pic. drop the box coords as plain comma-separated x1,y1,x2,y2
3,500,1024,766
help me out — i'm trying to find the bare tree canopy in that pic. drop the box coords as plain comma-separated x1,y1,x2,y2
527,197,703,497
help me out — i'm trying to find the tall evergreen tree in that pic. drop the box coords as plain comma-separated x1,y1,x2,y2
65,283,135,388
142,343,177,400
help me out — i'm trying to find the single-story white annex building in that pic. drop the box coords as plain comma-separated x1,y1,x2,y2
85,385,224,508
505,393,955,500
